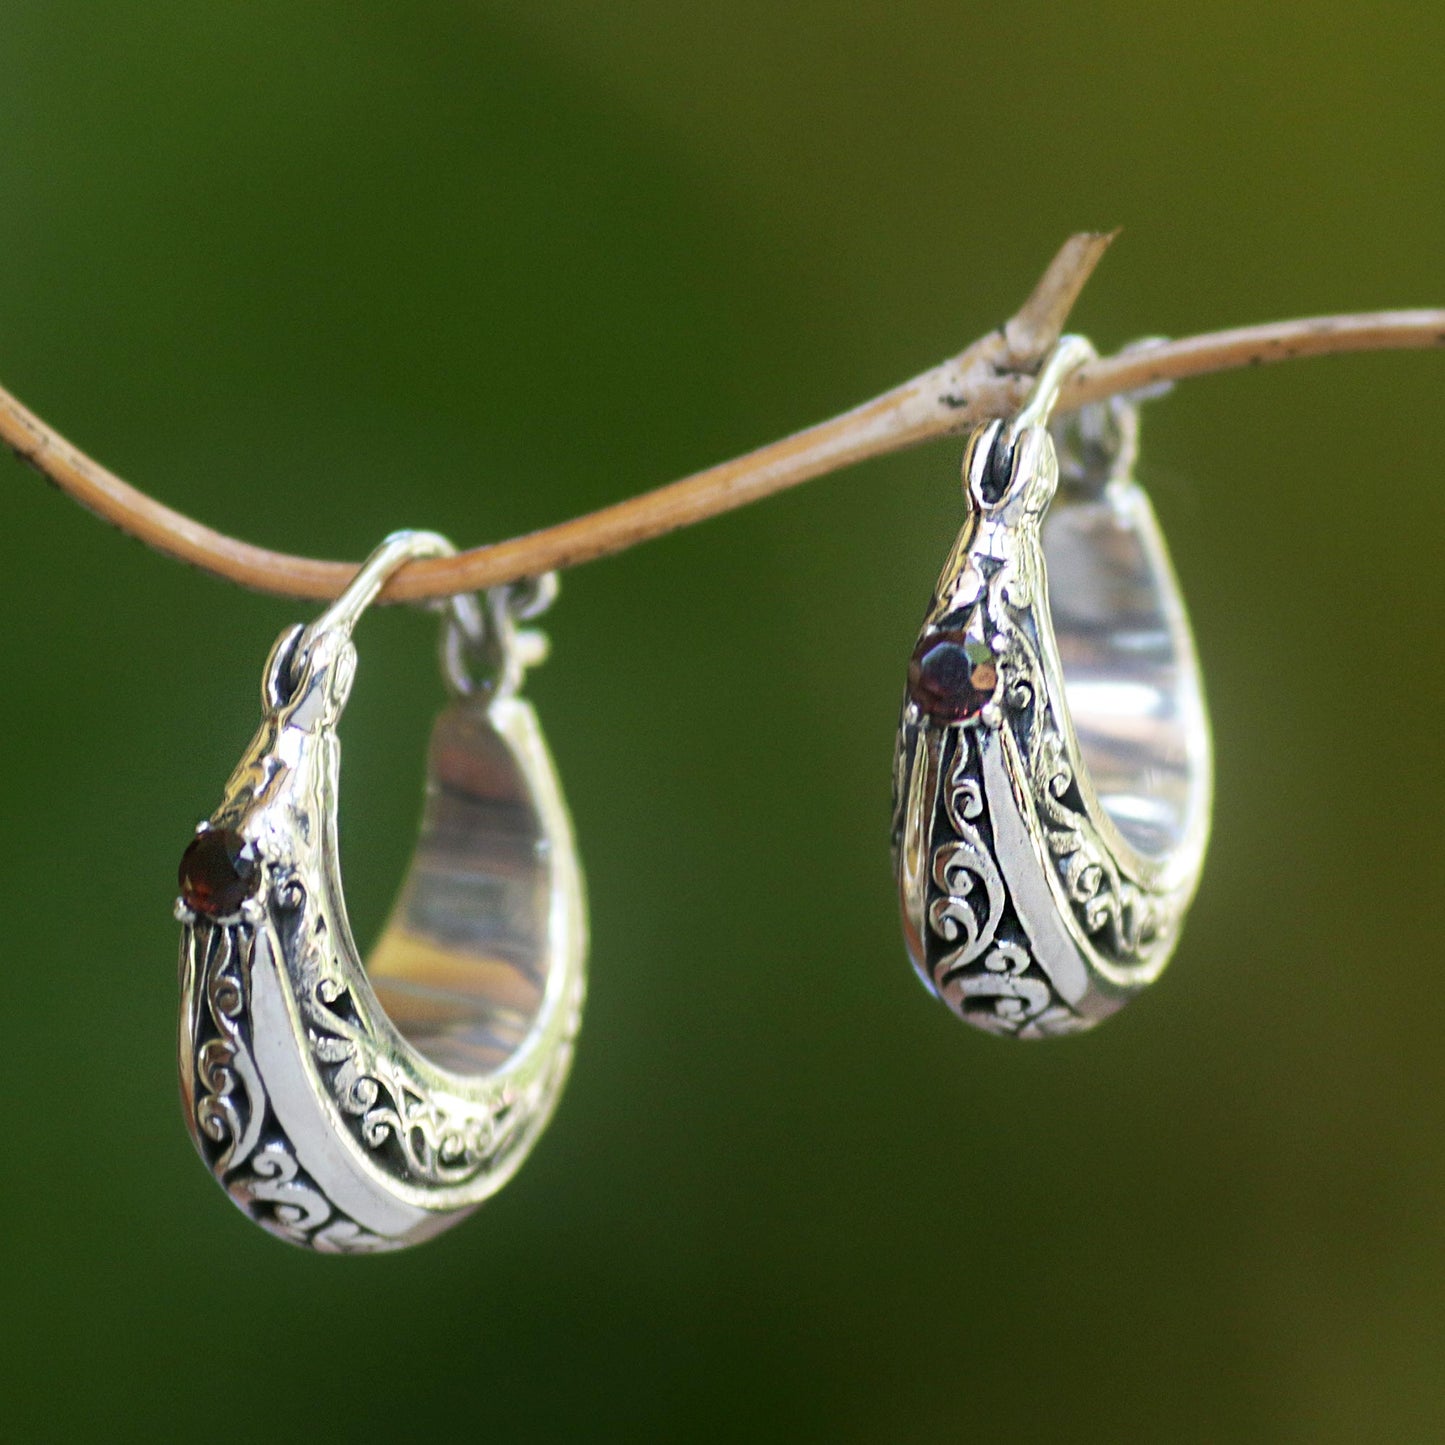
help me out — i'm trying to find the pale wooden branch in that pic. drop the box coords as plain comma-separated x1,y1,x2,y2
3,231,1442,603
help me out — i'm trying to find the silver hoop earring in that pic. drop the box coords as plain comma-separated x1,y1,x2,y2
892,338,1211,1037
177,532,586,1250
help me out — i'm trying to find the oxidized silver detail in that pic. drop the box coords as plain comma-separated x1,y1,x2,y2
178,532,586,1248
893,338,1212,1036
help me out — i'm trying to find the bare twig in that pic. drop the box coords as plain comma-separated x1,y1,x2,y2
3,232,1442,603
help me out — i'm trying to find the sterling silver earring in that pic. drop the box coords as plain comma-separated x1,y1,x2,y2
177,531,586,1250
892,337,1211,1037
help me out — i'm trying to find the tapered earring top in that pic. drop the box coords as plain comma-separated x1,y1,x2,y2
893,338,1211,1037
177,531,586,1250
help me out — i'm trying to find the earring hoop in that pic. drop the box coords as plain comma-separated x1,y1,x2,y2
177,531,586,1250
892,338,1211,1036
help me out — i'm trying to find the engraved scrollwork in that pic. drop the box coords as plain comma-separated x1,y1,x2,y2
926,730,1005,978
941,943,1044,1031
1029,723,1171,962
929,899,1083,1038
985,562,1173,972
192,926,264,1175
917,726,1080,1036
294,922,513,1188
230,1142,396,1253
181,917,406,1252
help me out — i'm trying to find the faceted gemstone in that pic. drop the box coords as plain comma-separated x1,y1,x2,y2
907,630,997,721
179,827,260,918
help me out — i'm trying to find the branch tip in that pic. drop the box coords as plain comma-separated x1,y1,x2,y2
1004,230,1118,361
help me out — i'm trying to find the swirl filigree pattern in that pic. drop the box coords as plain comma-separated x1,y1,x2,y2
180,921,399,1252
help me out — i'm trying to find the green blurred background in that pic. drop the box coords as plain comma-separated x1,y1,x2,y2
1,3,1442,1440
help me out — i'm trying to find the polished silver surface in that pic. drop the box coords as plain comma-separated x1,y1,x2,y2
177,532,586,1250
892,338,1211,1036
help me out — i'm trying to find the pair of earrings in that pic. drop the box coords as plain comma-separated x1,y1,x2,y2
176,335,1211,1250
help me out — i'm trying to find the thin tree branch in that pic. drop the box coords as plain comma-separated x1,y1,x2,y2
4,231,1442,603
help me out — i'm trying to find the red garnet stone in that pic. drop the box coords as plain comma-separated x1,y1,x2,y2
907,630,997,722
179,827,260,918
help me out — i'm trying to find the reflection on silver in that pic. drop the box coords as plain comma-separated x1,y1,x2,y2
177,532,586,1250
892,338,1211,1037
